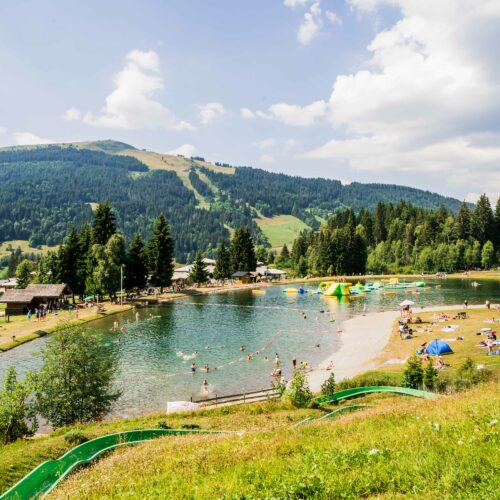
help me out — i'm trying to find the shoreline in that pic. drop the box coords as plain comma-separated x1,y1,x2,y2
307,303,497,391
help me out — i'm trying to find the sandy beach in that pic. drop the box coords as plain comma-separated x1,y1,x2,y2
307,310,399,391
307,303,497,391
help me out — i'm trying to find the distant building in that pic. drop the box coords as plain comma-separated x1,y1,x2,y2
0,284,69,315
0,278,18,293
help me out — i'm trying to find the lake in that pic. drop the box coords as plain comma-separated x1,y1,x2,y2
1,278,498,418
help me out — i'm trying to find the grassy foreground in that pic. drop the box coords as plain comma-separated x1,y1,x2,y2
44,384,499,499
0,383,494,498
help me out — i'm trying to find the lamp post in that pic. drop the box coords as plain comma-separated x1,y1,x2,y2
120,265,124,306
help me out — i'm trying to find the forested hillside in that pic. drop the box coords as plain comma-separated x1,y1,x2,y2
0,141,465,262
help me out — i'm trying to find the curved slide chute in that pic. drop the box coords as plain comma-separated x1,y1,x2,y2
294,404,371,427
314,386,437,405
1,429,233,500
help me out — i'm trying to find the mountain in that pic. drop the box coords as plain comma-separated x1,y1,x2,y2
0,140,463,261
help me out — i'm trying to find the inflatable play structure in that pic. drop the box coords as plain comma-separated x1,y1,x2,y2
322,282,352,296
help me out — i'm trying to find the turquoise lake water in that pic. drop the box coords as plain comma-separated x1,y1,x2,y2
1,278,499,417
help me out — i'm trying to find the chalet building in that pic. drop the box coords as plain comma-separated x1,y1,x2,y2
0,284,69,315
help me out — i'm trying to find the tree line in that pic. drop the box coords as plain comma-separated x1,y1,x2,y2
284,195,500,276
14,203,262,295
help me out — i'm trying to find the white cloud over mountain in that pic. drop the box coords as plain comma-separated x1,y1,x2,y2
198,102,226,125
13,132,52,145
168,143,197,157
273,0,500,199
83,50,193,131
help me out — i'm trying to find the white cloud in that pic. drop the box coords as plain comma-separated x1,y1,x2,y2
269,100,327,126
297,2,323,45
289,0,500,199
168,144,197,157
240,107,255,119
12,132,52,145
83,49,189,130
284,0,310,8
260,154,274,163
255,138,276,150
175,120,196,132
255,110,273,120
62,107,81,121
326,10,342,24
198,102,226,125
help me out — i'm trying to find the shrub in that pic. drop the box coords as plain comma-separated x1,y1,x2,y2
181,423,200,429
64,430,88,445
454,357,492,390
423,360,438,391
336,371,401,391
402,355,423,389
0,367,38,444
285,370,312,408
157,419,171,430
320,371,336,401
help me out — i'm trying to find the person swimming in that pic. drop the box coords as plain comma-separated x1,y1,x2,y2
202,379,209,393
191,362,197,374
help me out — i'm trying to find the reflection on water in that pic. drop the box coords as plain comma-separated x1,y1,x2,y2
0,278,498,418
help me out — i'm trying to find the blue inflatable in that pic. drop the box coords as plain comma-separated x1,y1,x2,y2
425,339,453,355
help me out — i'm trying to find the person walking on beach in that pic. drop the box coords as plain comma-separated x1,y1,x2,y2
464,299,468,309
274,353,280,368
486,300,491,310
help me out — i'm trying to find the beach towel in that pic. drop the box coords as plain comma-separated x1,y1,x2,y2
442,325,459,332
384,358,408,365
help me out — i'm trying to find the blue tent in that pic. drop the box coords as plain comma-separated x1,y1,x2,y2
425,339,453,355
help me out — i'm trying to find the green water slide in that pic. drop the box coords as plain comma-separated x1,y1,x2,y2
294,404,371,427
0,429,232,500
314,386,437,405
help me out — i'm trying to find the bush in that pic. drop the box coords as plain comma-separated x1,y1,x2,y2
64,430,88,445
454,357,492,390
402,355,423,389
423,360,438,391
285,370,312,408
157,419,171,430
336,371,401,391
320,372,336,401
181,423,200,430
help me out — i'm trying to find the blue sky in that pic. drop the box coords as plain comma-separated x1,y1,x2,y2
1,0,499,202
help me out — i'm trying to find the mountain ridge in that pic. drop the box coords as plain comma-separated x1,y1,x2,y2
0,140,465,260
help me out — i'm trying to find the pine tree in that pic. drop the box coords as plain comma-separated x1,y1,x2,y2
494,196,500,250
35,325,121,428
456,202,471,240
280,244,290,261
230,227,256,273
77,223,91,297
213,240,231,280
402,355,423,389
422,360,438,391
57,227,80,301
373,201,386,243
189,251,208,285
147,213,174,293
472,194,494,246
91,202,117,245
15,259,33,288
124,234,148,291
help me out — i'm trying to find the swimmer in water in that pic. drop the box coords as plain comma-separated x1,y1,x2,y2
148,313,153,320
205,363,209,373
120,325,126,333
202,379,209,393
240,345,245,352
263,356,269,362
135,311,140,321
113,320,119,331
191,362,196,374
